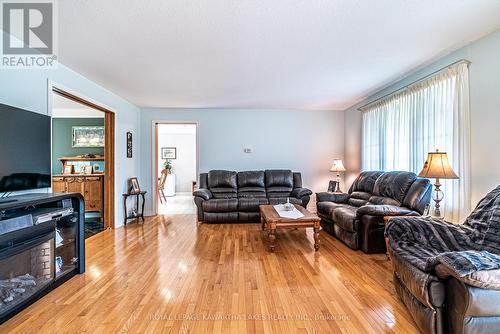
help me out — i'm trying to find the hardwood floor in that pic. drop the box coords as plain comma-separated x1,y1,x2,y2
1,213,420,333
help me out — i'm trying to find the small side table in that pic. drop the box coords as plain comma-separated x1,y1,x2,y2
122,191,147,225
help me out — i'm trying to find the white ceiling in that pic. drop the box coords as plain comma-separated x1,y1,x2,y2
58,0,500,110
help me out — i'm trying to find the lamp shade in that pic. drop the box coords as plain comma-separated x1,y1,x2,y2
330,159,346,172
418,150,458,179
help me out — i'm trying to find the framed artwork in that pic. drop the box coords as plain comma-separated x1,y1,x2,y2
161,147,177,159
63,165,74,175
129,177,141,194
83,165,93,174
72,126,104,147
126,132,133,158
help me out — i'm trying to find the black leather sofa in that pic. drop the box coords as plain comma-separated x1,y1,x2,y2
316,171,432,253
193,170,312,223
387,195,500,334
388,248,500,334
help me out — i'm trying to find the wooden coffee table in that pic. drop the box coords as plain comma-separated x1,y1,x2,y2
260,204,321,252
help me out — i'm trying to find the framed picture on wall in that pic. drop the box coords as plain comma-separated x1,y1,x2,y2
72,126,104,147
126,132,133,158
161,147,177,159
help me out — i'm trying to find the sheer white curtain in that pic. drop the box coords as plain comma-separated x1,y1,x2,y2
362,62,470,222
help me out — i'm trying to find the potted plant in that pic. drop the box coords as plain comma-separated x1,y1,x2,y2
163,159,173,173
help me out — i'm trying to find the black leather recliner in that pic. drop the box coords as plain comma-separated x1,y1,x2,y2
193,170,312,223
316,171,432,253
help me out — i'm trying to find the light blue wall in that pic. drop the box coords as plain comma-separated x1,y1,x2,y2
140,108,344,214
344,27,500,206
0,61,141,227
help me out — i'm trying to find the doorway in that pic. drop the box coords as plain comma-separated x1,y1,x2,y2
50,87,115,237
154,122,198,215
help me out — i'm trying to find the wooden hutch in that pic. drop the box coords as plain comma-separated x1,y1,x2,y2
52,156,104,218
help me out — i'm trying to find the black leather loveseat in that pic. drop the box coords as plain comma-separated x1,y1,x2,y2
193,170,312,223
316,171,432,253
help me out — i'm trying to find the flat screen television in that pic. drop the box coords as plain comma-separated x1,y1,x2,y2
0,103,51,194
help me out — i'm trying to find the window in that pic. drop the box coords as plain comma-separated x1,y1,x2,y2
361,62,470,222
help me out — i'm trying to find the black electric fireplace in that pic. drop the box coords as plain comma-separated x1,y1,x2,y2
0,193,84,324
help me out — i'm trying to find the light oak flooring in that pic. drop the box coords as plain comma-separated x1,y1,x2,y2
158,195,197,215
1,212,420,333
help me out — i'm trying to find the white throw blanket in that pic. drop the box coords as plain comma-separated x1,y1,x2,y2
273,204,304,219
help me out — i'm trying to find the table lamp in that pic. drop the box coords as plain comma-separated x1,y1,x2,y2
418,150,458,218
330,159,346,192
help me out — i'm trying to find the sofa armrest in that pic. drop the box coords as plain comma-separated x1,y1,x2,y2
315,192,349,203
436,264,500,289
356,204,419,219
193,188,213,200
290,187,312,199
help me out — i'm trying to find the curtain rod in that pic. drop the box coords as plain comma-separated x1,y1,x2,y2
358,59,471,112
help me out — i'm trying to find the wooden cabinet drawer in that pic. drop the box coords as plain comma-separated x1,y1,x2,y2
85,200,102,212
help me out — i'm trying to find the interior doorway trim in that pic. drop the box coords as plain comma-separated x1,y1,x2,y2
151,121,199,216
48,81,116,229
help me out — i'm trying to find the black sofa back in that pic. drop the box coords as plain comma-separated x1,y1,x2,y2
207,170,238,198
237,171,266,198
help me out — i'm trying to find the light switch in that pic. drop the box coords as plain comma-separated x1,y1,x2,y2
244,147,253,153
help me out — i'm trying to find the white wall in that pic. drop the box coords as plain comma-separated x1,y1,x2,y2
141,108,344,215
0,62,141,228
344,27,500,209
157,124,197,193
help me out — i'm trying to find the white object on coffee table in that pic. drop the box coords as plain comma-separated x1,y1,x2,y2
273,204,305,219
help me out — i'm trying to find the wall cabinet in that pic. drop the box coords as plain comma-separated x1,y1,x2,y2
52,175,103,216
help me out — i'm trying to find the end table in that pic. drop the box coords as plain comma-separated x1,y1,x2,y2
122,191,147,225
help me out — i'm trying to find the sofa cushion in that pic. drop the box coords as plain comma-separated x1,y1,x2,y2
348,171,383,194
373,171,417,204
238,186,266,193
368,195,401,206
293,172,303,188
402,178,432,214
332,206,358,232
211,187,237,199
265,170,293,188
238,198,269,212
208,170,237,190
266,186,293,194
237,171,265,188
317,202,348,218
348,191,371,207
202,198,238,213
238,190,267,198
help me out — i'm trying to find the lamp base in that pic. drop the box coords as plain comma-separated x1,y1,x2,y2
335,173,342,193
432,178,444,218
